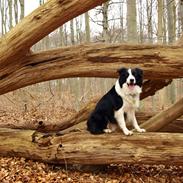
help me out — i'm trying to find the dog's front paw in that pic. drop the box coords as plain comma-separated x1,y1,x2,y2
137,128,146,133
124,129,133,136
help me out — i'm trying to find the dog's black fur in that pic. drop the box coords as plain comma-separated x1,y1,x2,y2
87,68,143,134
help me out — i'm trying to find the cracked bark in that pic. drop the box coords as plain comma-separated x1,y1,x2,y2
0,43,182,95
0,128,183,165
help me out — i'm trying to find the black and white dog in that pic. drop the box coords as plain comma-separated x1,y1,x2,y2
87,67,146,136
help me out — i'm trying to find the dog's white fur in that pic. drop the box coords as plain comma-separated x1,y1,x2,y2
109,69,146,135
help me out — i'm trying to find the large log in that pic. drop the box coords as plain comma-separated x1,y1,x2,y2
0,0,107,77
140,97,183,131
0,43,180,95
0,128,183,165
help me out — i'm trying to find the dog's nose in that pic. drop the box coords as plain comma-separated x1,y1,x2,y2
130,79,134,83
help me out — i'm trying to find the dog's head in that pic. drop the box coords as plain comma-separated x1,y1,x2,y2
117,67,143,94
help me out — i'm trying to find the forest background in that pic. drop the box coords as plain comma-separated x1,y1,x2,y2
0,0,182,124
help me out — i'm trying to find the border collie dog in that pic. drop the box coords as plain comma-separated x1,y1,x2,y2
87,67,146,136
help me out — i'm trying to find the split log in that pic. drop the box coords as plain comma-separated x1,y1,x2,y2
0,0,107,77
140,97,183,132
0,43,180,95
141,79,172,99
0,128,183,165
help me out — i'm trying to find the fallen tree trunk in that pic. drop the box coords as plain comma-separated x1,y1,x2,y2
0,0,107,77
0,128,183,165
0,43,179,95
140,97,183,132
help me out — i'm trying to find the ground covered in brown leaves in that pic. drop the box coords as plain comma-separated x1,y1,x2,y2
0,157,183,183
0,94,183,182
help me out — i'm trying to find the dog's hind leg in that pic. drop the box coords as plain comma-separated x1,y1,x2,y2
103,123,118,133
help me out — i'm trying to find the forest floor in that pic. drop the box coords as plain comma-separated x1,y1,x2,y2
1,157,183,183
0,98,183,183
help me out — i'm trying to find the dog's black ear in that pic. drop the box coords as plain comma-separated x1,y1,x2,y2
134,68,143,87
134,68,143,77
117,67,127,75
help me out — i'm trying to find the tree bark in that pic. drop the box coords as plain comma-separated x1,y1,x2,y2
166,0,176,43
140,97,183,132
157,0,163,43
0,43,181,95
127,0,137,43
0,128,183,165
85,12,90,42
0,0,107,77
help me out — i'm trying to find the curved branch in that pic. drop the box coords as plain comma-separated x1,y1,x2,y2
0,0,107,76
0,43,181,95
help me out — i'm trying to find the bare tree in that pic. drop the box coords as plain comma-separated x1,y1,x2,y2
146,0,153,43
157,0,163,43
85,12,91,42
8,0,13,29
178,0,183,36
102,1,110,42
19,0,24,20
127,0,137,43
14,0,18,24
119,0,125,42
70,19,75,45
166,0,176,43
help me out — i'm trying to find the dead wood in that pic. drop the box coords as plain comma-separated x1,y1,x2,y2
0,128,183,165
140,97,183,132
0,44,181,95
0,0,107,78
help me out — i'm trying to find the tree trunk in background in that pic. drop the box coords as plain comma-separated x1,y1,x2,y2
119,0,124,42
75,17,82,44
14,0,18,24
166,0,176,43
19,0,25,20
127,0,137,43
166,0,176,104
102,1,109,42
157,0,166,109
64,24,68,46
180,0,183,32
59,26,64,47
138,0,144,43
162,0,167,44
0,0,6,34
85,12,91,42
157,0,163,43
8,0,13,29
146,0,153,43
70,19,75,45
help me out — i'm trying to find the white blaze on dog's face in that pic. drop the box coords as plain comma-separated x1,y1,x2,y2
117,68,143,95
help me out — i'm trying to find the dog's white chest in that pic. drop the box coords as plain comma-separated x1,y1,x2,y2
122,95,139,112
